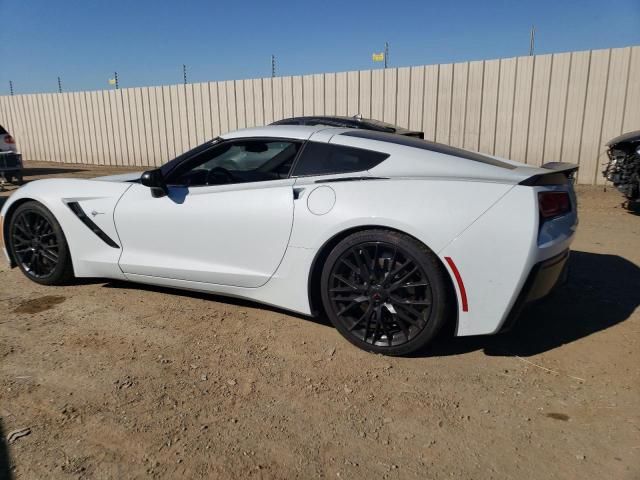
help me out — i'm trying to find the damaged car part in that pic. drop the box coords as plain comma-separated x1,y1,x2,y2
603,130,640,203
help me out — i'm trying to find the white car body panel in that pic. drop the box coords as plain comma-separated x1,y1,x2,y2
441,184,577,335
288,178,512,252
439,186,539,336
93,171,143,182
116,179,295,288
0,125,578,337
1,179,130,279
124,245,316,315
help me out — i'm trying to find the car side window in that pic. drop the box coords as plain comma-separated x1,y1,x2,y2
165,139,301,187
292,142,389,177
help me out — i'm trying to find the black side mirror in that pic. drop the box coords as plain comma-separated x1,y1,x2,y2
140,169,168,198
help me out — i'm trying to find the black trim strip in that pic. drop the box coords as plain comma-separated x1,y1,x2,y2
314,176,389,184
286,138,309,179
67,202,120,248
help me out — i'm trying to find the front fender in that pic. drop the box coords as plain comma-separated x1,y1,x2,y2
1,178,132,279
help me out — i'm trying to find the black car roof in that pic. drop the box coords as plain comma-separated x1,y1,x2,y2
271,116,424,139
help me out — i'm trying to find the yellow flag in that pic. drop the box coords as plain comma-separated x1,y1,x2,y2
108,78,116,85
372,52,385,62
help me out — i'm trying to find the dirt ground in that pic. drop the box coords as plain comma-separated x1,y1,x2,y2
0,162,638,479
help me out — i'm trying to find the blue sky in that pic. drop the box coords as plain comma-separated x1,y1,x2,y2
1,0,638,94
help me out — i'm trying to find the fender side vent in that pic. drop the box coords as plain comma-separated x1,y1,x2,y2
67,202,120,249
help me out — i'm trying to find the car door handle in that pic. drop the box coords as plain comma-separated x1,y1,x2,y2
293,187,305,200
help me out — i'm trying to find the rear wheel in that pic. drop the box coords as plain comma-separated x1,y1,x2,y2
8,201,74,285
320,230,451,356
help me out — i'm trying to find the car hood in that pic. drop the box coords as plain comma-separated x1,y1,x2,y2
92,171,143,182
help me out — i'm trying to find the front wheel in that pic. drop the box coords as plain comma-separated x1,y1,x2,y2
8,201,74,285
320,230,451,356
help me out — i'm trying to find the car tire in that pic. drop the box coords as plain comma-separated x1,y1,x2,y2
320,229,451,356
8,201,74,285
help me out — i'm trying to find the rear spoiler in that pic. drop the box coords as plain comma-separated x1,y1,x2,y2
519,162,579,186
401,130,425,139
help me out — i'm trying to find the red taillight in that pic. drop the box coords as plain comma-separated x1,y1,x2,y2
4,134,15,144
538,191,571,218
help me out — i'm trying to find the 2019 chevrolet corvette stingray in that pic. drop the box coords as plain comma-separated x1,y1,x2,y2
1,125,578,355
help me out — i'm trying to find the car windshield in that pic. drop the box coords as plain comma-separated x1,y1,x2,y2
0,125,7,135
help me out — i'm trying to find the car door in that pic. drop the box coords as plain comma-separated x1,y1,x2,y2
114,138,301,288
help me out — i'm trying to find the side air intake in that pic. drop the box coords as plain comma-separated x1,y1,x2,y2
67,202,120,248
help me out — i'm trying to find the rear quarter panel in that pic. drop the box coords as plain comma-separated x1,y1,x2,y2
290,178,551,335
439,185,541,336
289,178,513,253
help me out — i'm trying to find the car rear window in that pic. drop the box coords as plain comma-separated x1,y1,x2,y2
0,125,7,134
342,130,516,169
292,142,389,177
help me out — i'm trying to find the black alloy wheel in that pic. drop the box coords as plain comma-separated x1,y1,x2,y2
321,230,450,356
8,201,73,285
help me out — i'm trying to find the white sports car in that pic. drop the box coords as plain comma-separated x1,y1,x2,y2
0,125,578,355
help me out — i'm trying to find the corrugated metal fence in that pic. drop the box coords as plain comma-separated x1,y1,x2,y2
0,46,638,184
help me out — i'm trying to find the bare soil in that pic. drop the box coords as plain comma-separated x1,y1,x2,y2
1,162,639,479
